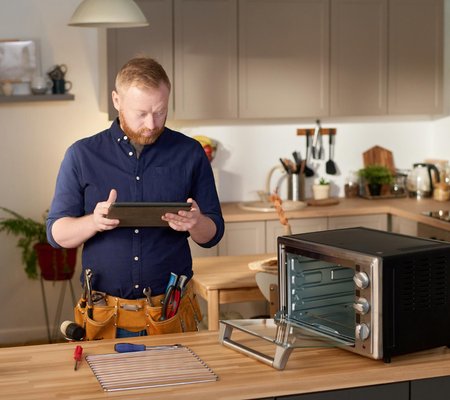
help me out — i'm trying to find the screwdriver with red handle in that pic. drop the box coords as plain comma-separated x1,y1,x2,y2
73,345,83,370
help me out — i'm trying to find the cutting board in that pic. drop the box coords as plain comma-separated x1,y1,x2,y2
307,198,340,206
362,146,395,174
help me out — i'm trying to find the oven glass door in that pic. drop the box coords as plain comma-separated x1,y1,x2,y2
284,252,356,345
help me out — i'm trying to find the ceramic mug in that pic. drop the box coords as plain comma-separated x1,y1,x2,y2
52,79,72,94
31,76,52,95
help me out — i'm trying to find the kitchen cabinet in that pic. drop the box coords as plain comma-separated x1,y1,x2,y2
107,0,443,120
277,381,409,400
328,214,388,230
266,218,328,253
238,0,329,118
330,0,387,116
188,237,218,257
388,0,443,115
106,0,174,120
218,221,266,256
173,0,237,119
417,223,450,242
390,215,418,236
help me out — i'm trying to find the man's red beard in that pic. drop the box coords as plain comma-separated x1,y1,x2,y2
119,111,165,145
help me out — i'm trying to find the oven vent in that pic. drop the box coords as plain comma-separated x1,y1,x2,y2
397,253,449,312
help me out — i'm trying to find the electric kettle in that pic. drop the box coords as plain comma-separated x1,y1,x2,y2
406,163,440,198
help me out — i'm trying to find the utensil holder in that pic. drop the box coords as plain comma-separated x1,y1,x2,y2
287,173,304,201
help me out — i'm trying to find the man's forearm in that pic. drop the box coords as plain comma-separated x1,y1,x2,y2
51,215,98,248
189,214,217,245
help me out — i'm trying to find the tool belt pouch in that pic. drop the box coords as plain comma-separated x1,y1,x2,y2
145,284,202,335
74,302,117,341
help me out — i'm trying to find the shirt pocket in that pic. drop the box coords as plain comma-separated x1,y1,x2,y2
144,167,189,201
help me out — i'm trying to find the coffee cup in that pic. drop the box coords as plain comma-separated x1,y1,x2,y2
31,76,52,95
52,79,72,94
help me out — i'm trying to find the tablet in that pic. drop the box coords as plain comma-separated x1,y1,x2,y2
107,202,192,227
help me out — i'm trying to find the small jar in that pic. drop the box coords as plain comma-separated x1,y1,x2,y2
433,183,450,202
344,171,359,198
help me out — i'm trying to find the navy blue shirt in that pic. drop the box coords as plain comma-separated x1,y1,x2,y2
47,119,224,298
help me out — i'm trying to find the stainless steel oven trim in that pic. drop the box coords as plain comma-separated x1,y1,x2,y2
277,238,383,360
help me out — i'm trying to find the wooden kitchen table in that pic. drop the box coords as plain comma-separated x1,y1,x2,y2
192,254,274,331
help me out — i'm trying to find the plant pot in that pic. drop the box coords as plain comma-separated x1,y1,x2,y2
312,185,330,200
368,183,382,196
34,243,77,281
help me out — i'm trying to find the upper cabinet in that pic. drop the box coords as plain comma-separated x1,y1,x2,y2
238,0,329,119
106,0,173,121
388,0,443,115
174,0,238,119
330,0,387,116
107,0,443,120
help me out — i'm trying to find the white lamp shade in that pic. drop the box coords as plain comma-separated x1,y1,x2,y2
69,0,149,28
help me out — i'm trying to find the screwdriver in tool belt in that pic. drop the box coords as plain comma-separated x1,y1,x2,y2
114,343,181,353
73,345,83,370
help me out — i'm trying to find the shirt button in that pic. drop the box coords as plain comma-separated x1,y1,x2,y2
134,229,139,234
136,176,140,181
134,284,139,289
117,138,121,142
124,136,128,140
134,256,139,261
128,151,133,156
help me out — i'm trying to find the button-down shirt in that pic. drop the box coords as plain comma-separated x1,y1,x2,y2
47,119,224,298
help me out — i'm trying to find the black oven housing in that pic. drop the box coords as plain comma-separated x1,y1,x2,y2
277,227,450,362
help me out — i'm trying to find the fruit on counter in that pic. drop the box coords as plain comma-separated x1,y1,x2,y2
193,135,217,162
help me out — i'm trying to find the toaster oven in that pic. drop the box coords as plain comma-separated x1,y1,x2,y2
219,227,450,369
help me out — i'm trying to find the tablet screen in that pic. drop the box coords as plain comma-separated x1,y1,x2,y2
107,202,192,227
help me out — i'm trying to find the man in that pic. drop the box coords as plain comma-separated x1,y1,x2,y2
47,57,224,338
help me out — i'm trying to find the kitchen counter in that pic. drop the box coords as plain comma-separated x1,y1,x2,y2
2,330,450,399
221,197,450,231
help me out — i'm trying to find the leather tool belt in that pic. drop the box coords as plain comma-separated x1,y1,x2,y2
74,281,202,340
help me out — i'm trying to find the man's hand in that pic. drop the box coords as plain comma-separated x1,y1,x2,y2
51,189,120,248
162,198,216,244
92,189,120,232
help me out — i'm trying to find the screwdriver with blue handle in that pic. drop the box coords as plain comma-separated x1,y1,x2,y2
114,343,181,353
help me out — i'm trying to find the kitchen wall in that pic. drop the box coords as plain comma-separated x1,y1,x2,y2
0,0,449,344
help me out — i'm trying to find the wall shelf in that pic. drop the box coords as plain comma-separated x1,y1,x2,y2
0,94,75,103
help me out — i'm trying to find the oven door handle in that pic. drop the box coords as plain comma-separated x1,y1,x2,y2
219,322,293,370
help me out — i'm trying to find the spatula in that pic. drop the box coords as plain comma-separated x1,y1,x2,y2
325,133,337,175
304,131,315,177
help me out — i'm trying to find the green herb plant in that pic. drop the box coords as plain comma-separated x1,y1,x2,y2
0,207,47,279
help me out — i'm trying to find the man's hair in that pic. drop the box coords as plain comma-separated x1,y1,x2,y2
115,57,171,93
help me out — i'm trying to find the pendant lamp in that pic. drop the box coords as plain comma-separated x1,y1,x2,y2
69,0,149,28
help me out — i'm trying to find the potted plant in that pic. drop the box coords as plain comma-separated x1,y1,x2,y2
358,165,394,196
312,177,330,200
0,207,77,280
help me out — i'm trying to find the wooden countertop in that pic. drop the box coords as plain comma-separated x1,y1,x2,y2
2,331,450,399
222,197,450,231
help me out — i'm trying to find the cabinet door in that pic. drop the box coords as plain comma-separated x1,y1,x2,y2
388,0,443,115
218,221,265,256
188,238,218,257
238,0,329,118
328,214,388,231
266,218,328,253
411,376,450,400
107,0,173,120
390,215,418,236
174,0,237,119
417,223,450,242
330,0,387,116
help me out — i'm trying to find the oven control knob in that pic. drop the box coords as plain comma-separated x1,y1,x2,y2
355,323,370,341
353,297,370,314
353,272,370,289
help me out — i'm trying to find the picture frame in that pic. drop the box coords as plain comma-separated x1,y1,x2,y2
0,40,38,83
